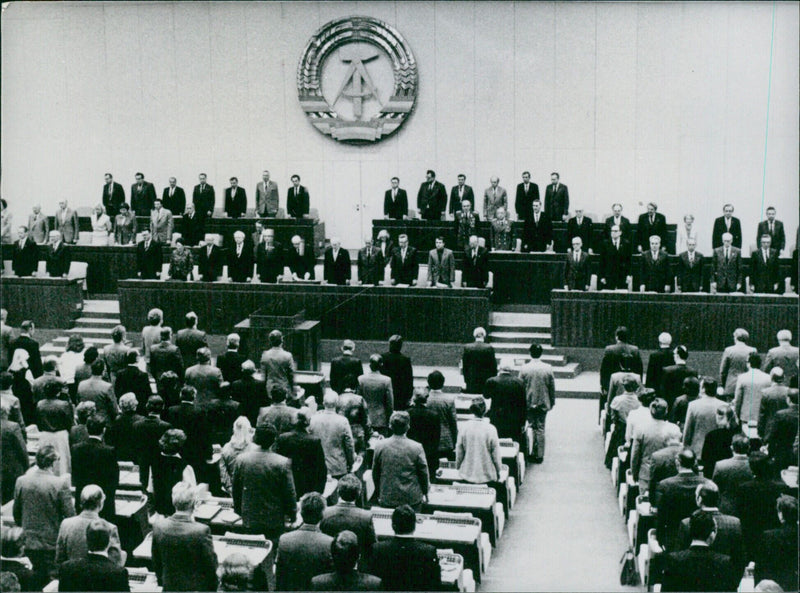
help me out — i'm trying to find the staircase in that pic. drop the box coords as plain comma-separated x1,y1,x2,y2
40,300,121,358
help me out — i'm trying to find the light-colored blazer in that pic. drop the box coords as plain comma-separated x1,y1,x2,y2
456,417,502,483
149,207,174,243
427,247,455,286
256,180,280,217
54,207,80,244
483,186,508,220
28,212,50,244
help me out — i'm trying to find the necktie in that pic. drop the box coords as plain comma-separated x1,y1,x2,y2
614,240,619,250
108,184,112,196
392,189,396,199
535,214,539,223
402,249,406,262
769,222,774,234
201,184,205,192
459,187,463,198
473,250,477,261
689,253,694,264
207,245,212,257
382,244,386,257
725,248,729,261
524,184,528,193
429,183,434,193
764,250,768,263
170,188,174,197
237,245,242,256
333,249,338,260
493,188,497,198
574,252,579,263
145,241,149,250
295,187,299,197
650,215,654,225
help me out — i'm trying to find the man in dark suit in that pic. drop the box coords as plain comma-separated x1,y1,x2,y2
382,335,414,411
165,385,212,480
10,320,42,378
750,233,780,294
227,230,254,282
231,361,268,425
389,234,419,285
406,390,441,479
197,235,223,281
152,482,217,592
101,173,126,218
522,199,553,252
711,232,742,293
274,412,327,498
711,434,753,515
180,203,204,246
256,170,280,217
115,350,152,413
640,235,672,292
660,510,739,592
286,235,316,280
564,236,590,290
311,530,382,592
485,363,526,441
161,177,186,216
324,238,351,285
135,230,161,280
416,170,447,220
514,171,539,221
130,172,157,217
646,332,673,390
329,340,364,395
599,225,632,289
599,326,643,412
383,177,408,220
544,172,569,222
320,474,377,561
462,235,489,288
223,177,247,218
46,231,71,278
57,520,129,592
366,505,441,591
287,174,310,218
216,333,246,384
357,236,382,285
766,388,798,470
275,492,333,591
448,173,475,216
756,206,786,253
462,327,497,394
131,396,171,488
637,202,668,253
70,416,119,522
192,173,215,220
567,208,593,253
754,495,798,592
12,225,40,276
1,405,28,504
255,228,285,283
660,347,698,411
604,203,632,241
711,203,742,249
175,311,207,371
149,327,184,384
676,238,704,292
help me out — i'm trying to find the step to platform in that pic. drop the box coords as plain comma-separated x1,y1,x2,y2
65,327,115,340
73,317,120,329
488,331,552,344
490,343,560,358
82,300,121,319
489,312,551,329
51,336,113,347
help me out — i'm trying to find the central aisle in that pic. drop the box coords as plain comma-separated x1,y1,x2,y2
481,399,644,592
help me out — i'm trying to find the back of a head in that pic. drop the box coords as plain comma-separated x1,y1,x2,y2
0,372,13,391
677,448,697,471
330,530,360,573
730,433,750,455
20,320,33,334
388,334,403,354
125,349,139,365
148,308,163,326
268,330,282,347
171,481,197,512
336,474,362,503
622,377,639,393
75,400,97,425
748,352,762,369
748,451,771,478
90,358,105,376
80,484,105,512
2,526,25,558
299,492,326,525
769,367,784,383
111,325,126,343
695,482,720,508
322,391,338,410
294,408,311,429
412,387,429,405
658,332,672,347
159,327,172,341
776,329,792,343
615,326,629,342
146,395,164,415
180,385,197,403
0,572,20,593
35,444,58,470
241,360,256,376
253,423,277,449
270,385,287,403
42,357,58,374
777,494,798,524
86,415,106,437
196,347,211,364
529,343,543,359
649,398,669,421
368,353,382,372
227,333,240,349
755,580,785,592
159,428,187,455
469,396,487,418
118,393,138,415
473,327,486,340
341,339,355,354
389,411,411,435
83,346,100,365
638,388,657,407
734,328,749,343
683,376,700,398
184,312,196,328
700,377,718,397
688,509,716,541
85,520,110,553
392,505,417,535
217,553,252,592
674,345,689,362
427,370,445,390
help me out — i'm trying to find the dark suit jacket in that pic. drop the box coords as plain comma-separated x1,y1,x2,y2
357,245,382,285
71,438,119,521
677,251,704,292
637,212,668,252
407,404,441,475
165,403,212,469
287,185,310,218
150,341,184,382
564,250,590,290
12,239,39,276
736,478,790,557
462,341,497,394
105,412,144,463
175,328,207,367
10,334,42,378
136,240,162,279
192,184,215,218
132,415,171,488
216,350,246,384
274,429,328,498
757,219,786,252
767,406,799,470
515,182,540,221
286,246,316,280
416,180,447,220
458,246,488,289
131,182,157,217
449,184,475,214
381,351,414,411
384,188,408,219
485,373,526,440
367,537,442,591
600,342,643,393
646,348,673,390
181,212,204,246
115,365,152,413
679,510,744,573
311,571,382,591
640,249,672,292
58,553,129,592
223,187,247,218
227,245,254,282
320,504,378,563
276,525,333,591
152,513,217,592
655,472,711,552
231,375,268,425
660,545,738,592
660,364,698,411
712,216,742,249
567,216,593,251
711,246,742,292
329,354,364,395
161,186,186,217
256,241,285,283
544,183,569,220
599,238,633,289
754,524,798,592
522,214,553,252
750,247,780,293
197,243,222,281
324,248,352,285
1,419,28,504
102,182,126,218
648,444,681,501
46,242,71,277
390,246,419,285
604,215,632,241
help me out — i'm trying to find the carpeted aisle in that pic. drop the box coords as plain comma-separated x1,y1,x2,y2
480,398,644,592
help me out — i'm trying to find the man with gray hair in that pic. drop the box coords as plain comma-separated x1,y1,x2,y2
646,332,674,390
287,235,316,280
720,328,756,396
764,329,799,384
216,332,246,384
462,326,497,394
55,485,124,567
758,368,791,441
712,231,743,293
309,392,355,479
228,230,254,282
372,411,429,510
184,347,222,407
357,235,382,285
329,340,364,395
485,362,526,441
324,237,351,286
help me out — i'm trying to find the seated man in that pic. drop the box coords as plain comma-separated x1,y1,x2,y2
310,530,382,591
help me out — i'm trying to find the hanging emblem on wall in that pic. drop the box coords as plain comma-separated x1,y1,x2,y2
297,16,418,143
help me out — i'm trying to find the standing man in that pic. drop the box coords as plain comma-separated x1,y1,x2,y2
256,228,284,283
599,326,643,416
764,329,799,384
382,335,413,412
749,234,779,294
544,172,569,222
514,171,538,221
54,200,80,245
256,170,279,217
389,234,419,286
28,205,50,245
462,235,489,288
521,199,553,252
426,236,455,287
224,177,247,219
323,237,351,286
12,226,39,277
357,354,394,437
676,238,704,293
604,203,631,242
711,232,742,293
383,177,408,220
640,235,672,293
646,332,674,390
719,329,756,397
660,346,699,412
461,327,497,394
416,170,447,221
485,363,527,442
181,203,204,246
198,234,223,282
10,320,42,378
175,312,208,369
329,340,364,395
564,236,590,291
260,330,295,394
70,416,119,522
161,177,185,217
287,174,310,218
309,394,355,479
227,230,254,283
286,235,315,280
130,172,156,217
636,202,668,253
45,230,70,278
756,206,786,254
454,200,480,252
101,174,125,218
519,344,556,463
448,173,474,217
357,236,382,285
599,224,632,290
484,176,508,222
567,208,593,254
135,230,161,280
149,198,174,244
192,173,215,220
371,413,429,510
712,204,742,249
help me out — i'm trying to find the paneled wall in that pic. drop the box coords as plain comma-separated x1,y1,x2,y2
2,1,798,249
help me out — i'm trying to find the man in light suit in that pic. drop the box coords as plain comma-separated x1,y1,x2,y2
544,172,569,222
161,177,185,216
519,343,556,463
676,238,704,292
719,328,756,397
323,237,351,286
372,412,429,509
462,234,489,288
640,235,672,293
383,177,408,220
55,485,124,568
711,203,742,249
567,208,593,253
309,393,355,479
45,230,71,278
184,347,222,407
192,173,215,220
711,232,742,293
416,170,447,221
12,226,39,277
135,230,161,280
54,200,79,244
57,519,129,592
287,174,310,218
564,236,590,290
197,234,223,281
603,203,631,242
483,176,508,222
711,434,754,515
224,176,247,219
514,171,538,221
426,236,454,287
260,330,295,393
175,312,208,368
256,170,279,217
636,202,668,253
101,173,126,218
275,492,333,591
389,234,418,286
749,233,779,294
764,329,799,383
358,354,394,436
448,173,474,216
756,206,786,253
27,205,49,244
149,198,174,244
130,172,157,217
77,359,118,423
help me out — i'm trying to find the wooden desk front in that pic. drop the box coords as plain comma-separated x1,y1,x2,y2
0,277,83,328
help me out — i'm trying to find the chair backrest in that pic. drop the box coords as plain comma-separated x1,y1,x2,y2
408,208,418,219
453,269,462,288
3,260,13,275
416,264,428,286
37,260,48,276
309,208,320,220
276,208,286,219
220,265,229,281
77,231,93,245
67,261,88,279
171,232,182,245
161,262,170,279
